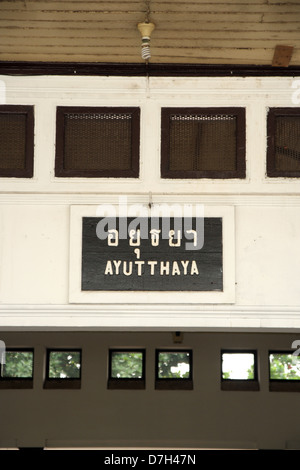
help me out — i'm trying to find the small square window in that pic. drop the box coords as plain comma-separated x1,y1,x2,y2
269,351,300,391
155,350,193,390
267,108,300,177
221,350,259,391
0,349,34,389
107,349,145,389
0,105,34,178
161,107,246,179
55,106,140,178
44,349,81,389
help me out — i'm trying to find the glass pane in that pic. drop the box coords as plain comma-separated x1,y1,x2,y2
222,353,255,380
48,351,81,379
110,351,143,379
269,353,300,380
2,351,33,378
157,352,191,379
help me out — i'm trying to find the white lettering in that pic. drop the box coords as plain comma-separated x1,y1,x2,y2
104,454,139,467
148,260,157,275
190,260,199,275
180,260,189,275
150,229,161,246
172,261,180,275
108,229,119,246
113,260,121,274
160,261,170,275
169,230,181,247
135,260,145,276
123,261,132,276
104,259,199,276
186,229,197,247
129,229,141,246
104,260,113,275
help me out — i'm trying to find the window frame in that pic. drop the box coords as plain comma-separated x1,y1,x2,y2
160,107,246,179
269,349,300,392
55,106,140,178
0,105,34,178
267,107,300,178
107,348,146,390
155,349,193,390
44,348,82,389
220,349,259,391
0,348,34,389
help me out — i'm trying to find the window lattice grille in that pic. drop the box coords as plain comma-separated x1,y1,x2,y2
0,113,27,170
63,112,133,172
168,113,237,172
275,116,300,170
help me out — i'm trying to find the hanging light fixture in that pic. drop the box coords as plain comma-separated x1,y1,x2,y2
137,0,155,61
137,22,155,60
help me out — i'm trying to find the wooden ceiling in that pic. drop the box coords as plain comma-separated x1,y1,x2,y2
0,0,300,66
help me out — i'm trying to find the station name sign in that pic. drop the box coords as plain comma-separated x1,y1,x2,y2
81,216,223,292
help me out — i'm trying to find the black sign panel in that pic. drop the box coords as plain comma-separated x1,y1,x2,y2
81,217,223,292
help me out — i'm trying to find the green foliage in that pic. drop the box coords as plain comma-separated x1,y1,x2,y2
48,351,81,379
247,364,254,379
269,353,300,380
111,352,143,378
2,351,33,378
158,352,190,378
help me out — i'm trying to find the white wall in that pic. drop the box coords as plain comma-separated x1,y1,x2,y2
0,75,300,330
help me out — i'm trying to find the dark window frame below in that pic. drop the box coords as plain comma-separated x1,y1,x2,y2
0,105,34,178
55,106,140,178
269,350,300,392
267,107,300,178
155,349,193,390
0,348,34,389
44,348,82,390
160,107,246,179
221,349,259,391
107,348,146,390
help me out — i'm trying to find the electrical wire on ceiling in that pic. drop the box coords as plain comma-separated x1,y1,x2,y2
137,0,155,61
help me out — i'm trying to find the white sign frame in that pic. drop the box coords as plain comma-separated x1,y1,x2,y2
69,204,235,304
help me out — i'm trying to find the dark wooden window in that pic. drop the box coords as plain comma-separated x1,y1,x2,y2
221,350,259,391
55,106,140,178
161,107,246,179
155,349,193,390
267,108,300,177
107,349,145,389
44,349,81,389
269,350,300,392
0,348,34,389
0,105,34,178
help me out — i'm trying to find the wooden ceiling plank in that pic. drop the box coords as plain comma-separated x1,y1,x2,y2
1,2,298,13
1,19,299,31
0,1,144,11
0,0,299,66
268,0,300,3
0,11,265,22
1,28,299,41
1,36,298,50
0,44,285,57
152,3,300,13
